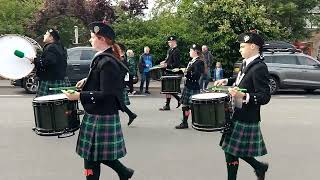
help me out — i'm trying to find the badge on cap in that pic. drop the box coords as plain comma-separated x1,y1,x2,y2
244,35,250,42
170,36,174,40
49,29,53,33
192,44,197,48
93,26,100,33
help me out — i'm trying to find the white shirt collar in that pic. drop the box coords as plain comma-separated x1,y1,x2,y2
244,54,260,66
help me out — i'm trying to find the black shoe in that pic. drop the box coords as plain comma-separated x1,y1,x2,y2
128,113,137,126
175,122,188,129
120,168,134,180
145,91,151,94
159,105,170,111
255,162,269,180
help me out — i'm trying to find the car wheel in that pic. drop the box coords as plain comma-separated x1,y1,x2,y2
23,73,38,94
304,89,315,93
269,76,279,95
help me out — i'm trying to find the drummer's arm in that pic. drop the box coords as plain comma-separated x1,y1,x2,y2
34,48,57,68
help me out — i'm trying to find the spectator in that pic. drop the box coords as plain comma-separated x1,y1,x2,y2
212,61,223,81
138,46,153,94
199,45,214,90
126,49,137,94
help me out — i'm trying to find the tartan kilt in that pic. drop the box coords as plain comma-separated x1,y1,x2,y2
180,87,200,106
76,113,127,161
123,90,130,105
221,121,267,157
37,78,71,97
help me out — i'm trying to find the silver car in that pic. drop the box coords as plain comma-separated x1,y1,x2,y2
233,52,320,94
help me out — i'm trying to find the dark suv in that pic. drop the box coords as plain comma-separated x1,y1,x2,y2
11,47,97,93
233,51,320,94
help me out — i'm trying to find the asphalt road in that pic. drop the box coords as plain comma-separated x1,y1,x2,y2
0,81,320,180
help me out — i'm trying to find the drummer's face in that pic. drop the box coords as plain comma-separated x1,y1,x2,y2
43,31,52,43
239,43,256,59
189,49,197,58
89,33,102,50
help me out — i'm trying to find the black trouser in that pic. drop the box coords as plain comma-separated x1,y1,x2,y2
123,105,135,118
125,75,134,93
84,159,130,180
140,72,150,92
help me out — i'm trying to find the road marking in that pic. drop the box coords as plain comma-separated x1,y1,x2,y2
128,94,147,97
0,95,24,97
277,95,307,98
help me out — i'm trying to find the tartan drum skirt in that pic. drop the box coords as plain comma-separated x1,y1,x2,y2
180,87,200,106
221,121,267,157
37,79,71,97
76,113,127,161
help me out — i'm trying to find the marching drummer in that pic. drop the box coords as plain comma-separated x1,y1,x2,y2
159,35,182,110
63,21,134,180
214,32,271,180
30,28,70,97
175,44,204,129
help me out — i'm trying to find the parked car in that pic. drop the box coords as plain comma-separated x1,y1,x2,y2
11,46,97,93
233,50,320,94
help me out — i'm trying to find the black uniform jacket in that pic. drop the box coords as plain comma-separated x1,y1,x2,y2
228,57,271,123
80,48,126,115
185,57,204,90
34,42,67,80
165,47,180,69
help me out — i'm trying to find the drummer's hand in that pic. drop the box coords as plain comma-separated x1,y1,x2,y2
213,79,227,86
76,78,86,89
62,90,80,101
228,87,245,98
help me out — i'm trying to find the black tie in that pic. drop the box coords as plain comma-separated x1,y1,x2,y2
241,61,246,74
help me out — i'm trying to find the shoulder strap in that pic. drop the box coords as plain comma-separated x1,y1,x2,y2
96,53,129,72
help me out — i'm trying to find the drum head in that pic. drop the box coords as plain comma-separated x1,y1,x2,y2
191,93,228,100
0,35,35,79
34,94,67,102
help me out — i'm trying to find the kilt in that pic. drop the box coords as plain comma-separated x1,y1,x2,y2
123,90,130,105
221,121,267,157
180,87,200,106
76,113,127,161
37,78,71,97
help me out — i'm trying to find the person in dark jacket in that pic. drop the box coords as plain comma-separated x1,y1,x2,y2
31,28,70,97
175,44,204,129
118,43,137,126
214,32,271,180
159,35,181,111
126,49,137,94
63,21,134,180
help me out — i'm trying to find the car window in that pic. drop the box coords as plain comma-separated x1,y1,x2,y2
80,50,96,60
273,55,298,65
264,56,272,63
68,49,81,60
298,56,318,66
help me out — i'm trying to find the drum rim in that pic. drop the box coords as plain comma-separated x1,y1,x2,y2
191,93,228,101
33,94,68,102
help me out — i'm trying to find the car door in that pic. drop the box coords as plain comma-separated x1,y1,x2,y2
272,55,303,86
297,55,320,87
78,49,96,80
67,48,82,83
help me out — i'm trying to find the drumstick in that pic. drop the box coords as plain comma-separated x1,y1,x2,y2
208,86,247,92
14,50,33,62
49,86,77,91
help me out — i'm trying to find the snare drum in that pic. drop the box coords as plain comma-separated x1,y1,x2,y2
191,93,231,132
160,75,182,94
32,94,81,137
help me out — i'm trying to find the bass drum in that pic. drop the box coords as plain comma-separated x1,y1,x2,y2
0,34,42,80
